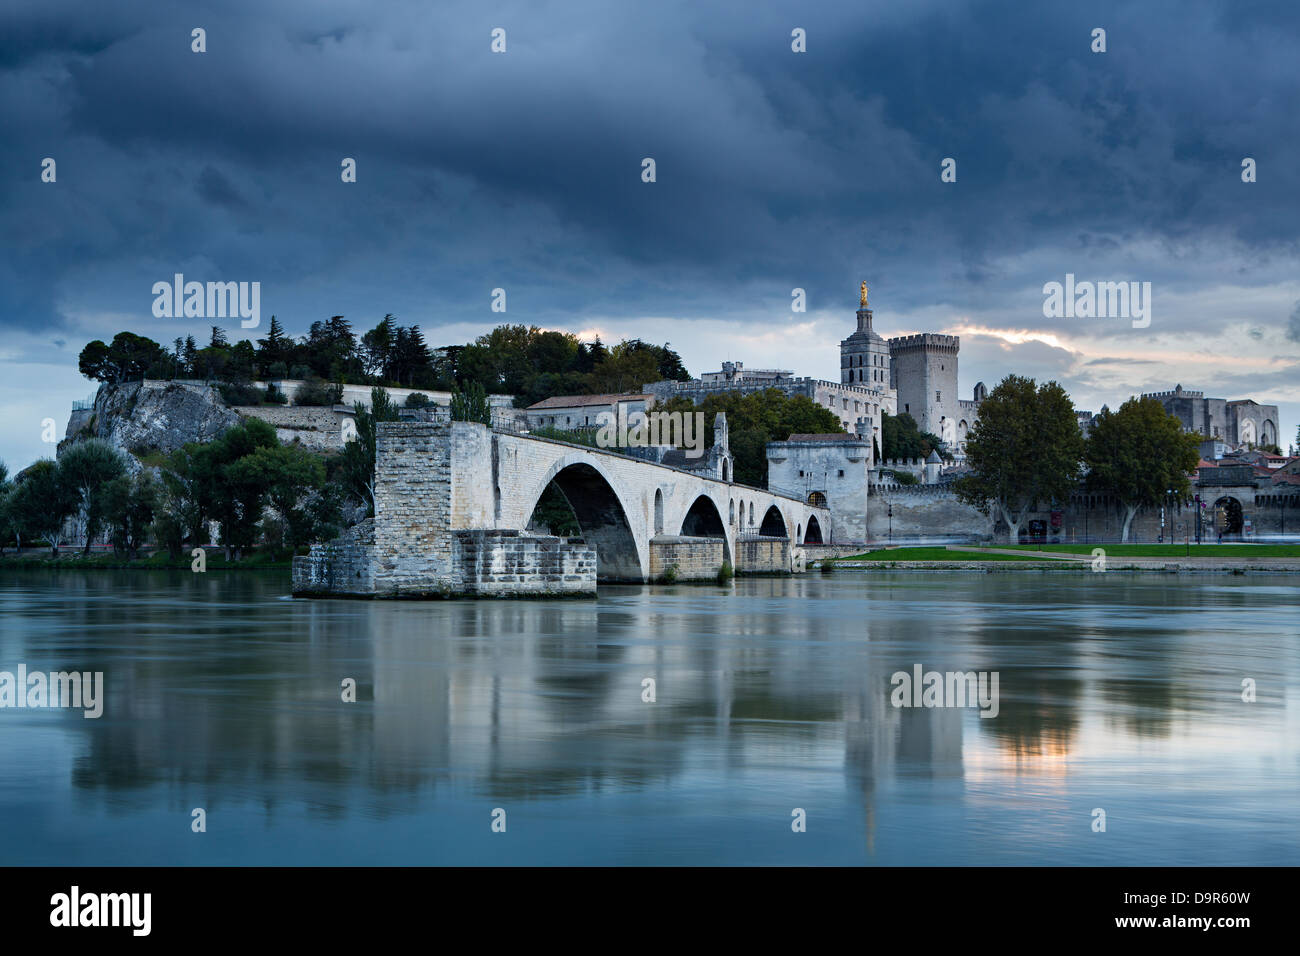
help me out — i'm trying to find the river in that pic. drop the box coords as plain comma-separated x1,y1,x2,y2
0,569,1296,865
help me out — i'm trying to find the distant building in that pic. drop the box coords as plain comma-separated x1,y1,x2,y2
525,393,653,429
646,286,996,452
1143,384,1279,449
1076,410,1095,438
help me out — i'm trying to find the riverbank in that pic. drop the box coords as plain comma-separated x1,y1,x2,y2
827,544,1300,572
0,549,294,570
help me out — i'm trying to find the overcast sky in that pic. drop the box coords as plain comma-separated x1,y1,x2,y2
3,0,1298,470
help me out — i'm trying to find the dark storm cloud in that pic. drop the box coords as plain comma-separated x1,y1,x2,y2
196,165,249,209
2,0,1299,342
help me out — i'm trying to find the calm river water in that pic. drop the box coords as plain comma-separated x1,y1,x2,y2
0,569,1296,865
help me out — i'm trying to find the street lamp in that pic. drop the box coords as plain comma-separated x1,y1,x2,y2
888,502,893,543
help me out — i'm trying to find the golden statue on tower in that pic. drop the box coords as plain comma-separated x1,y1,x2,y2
860,281,869,308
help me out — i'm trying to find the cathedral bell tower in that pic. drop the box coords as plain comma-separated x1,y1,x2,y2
840,281,891,388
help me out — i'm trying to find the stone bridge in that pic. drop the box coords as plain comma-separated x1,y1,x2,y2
293,421,832,598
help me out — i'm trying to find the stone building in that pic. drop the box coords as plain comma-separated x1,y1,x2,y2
646,287,985,460
886,334,984,458
525,392,653,430
653,286,1004,456
766,426,873,542
1143,384,1280,449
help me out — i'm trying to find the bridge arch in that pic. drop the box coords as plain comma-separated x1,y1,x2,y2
804,514,823,544
758,505,788,538
680,494,732,564
524,456,645,581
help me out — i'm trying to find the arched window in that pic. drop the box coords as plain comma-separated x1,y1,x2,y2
653,488,664,535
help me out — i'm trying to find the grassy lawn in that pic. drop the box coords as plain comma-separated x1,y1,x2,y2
990,543,1300,558
840,547,1050,562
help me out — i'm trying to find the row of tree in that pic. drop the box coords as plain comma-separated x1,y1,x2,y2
956,376,1203,541
0,423,339,559
78,318,691,409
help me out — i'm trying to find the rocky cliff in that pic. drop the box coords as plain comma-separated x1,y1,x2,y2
61,381,242,460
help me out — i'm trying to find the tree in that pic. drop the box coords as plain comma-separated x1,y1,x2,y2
203,418,279,560
338,387,402,515
171,338,186,378
256,316,292,374
360,315,396,381
228,340,257,382
587,340,662,394
294,376,342,406
102,471,158,558
0,462,15,554
390,324,434,387
0,484,25,555
159,444,211,547
450,381,492,424
1084,396,1202,542
10,460,77,555
530,483,580,536
881,411,946,461
955,375,1084,542
227,444,326,551
57,439,126,554
78,332,167,384
302,315,360,381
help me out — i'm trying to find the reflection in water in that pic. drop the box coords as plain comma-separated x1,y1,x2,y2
0,570,1296,865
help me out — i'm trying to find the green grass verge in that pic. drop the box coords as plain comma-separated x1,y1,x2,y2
991,543,1300,557
839,547,1048,562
